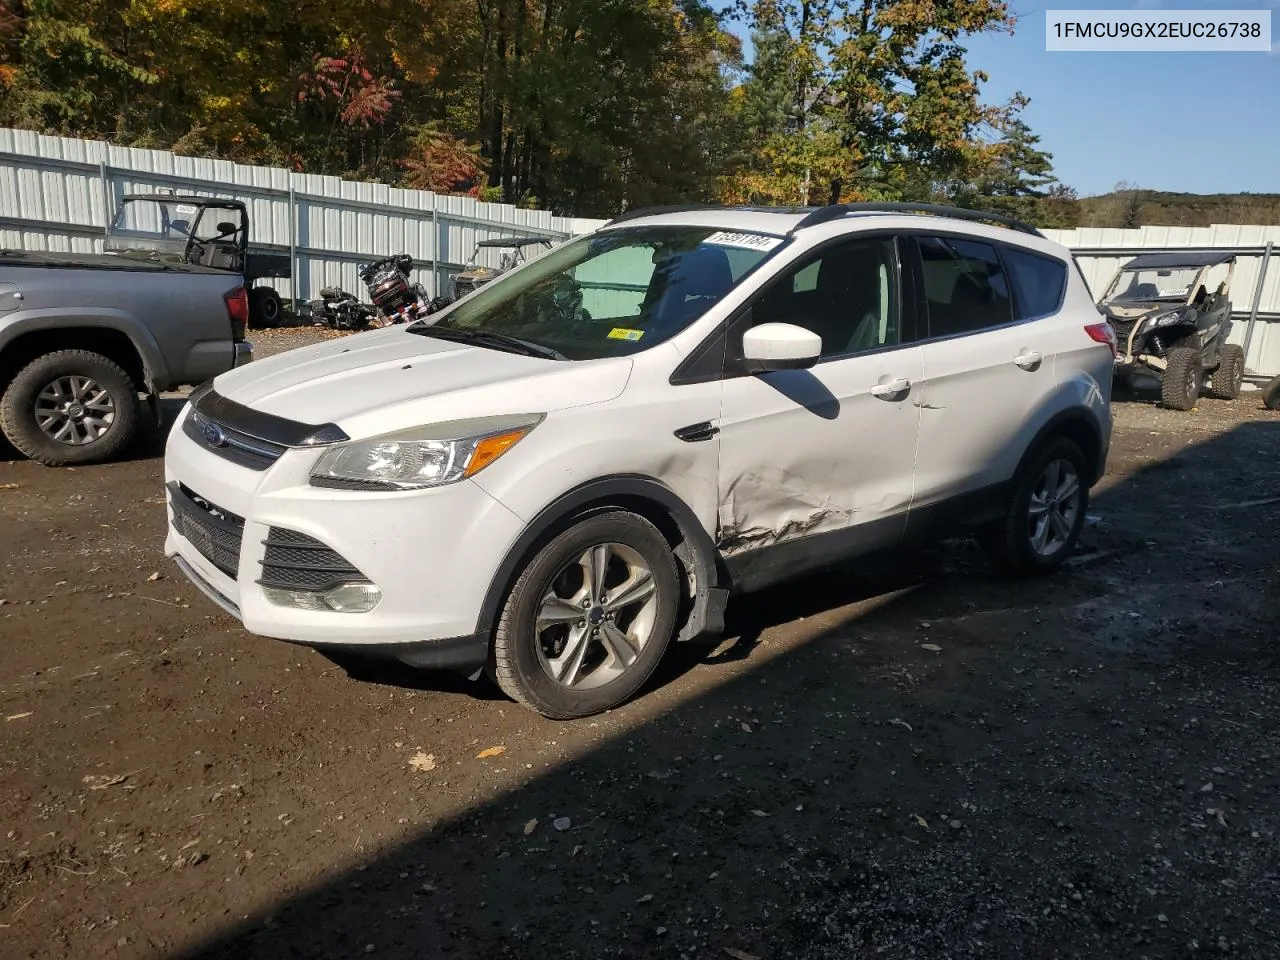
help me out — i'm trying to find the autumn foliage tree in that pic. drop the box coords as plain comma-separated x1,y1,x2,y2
0,0,1074,219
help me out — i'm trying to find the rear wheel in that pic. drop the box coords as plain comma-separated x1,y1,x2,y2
0,350,141,466
1264,375,1280,412
492,511,680,719
249,287,283,328
980,436,1089,577
1161,344,1202,410
1206,344,1245,400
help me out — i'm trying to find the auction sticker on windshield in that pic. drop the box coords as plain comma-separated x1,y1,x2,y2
607,328,644,341
704,231,783,251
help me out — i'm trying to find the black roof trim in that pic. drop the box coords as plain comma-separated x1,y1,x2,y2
1122,251,1237,270
790,202,1045,237
121,193,245,207
602,204,814,227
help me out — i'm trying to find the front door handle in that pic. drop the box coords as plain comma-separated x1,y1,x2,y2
1014,351,1043,371
869,377,911,399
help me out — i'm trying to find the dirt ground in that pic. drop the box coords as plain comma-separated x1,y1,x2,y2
2,332,1279,960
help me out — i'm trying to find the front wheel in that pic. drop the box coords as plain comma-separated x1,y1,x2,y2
1161,345,1202,410
0,350,141,466
491,511,680,719
980,436,1089,577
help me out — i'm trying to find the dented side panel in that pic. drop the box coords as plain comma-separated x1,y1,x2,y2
715,348,925,555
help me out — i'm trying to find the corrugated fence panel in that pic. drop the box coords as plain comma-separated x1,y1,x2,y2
0,128,610,304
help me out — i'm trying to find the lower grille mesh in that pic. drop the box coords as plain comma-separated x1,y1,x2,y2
258,527,369,592
169,483,244,579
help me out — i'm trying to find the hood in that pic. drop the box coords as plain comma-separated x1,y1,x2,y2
1101,301,1181,320
213,325,633,438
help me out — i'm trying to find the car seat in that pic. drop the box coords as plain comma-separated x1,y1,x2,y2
643,246,735,334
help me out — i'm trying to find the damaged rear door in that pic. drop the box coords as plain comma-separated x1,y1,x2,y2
715,235,923,590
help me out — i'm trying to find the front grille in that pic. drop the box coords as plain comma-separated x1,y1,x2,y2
183,408,287,471
1110,318,1138,354
258,527,370,592
169,482,244,579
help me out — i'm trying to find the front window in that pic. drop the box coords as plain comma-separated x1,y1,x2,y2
427,227,784,360
1106,267,1201,303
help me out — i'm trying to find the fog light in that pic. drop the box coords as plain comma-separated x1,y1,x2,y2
321,582,382,613
263,582,382,613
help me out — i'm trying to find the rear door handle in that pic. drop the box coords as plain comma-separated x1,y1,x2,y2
869,377,911,399
1014,351,1043,371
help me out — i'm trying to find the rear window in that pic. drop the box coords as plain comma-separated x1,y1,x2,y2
1004,247,1068,319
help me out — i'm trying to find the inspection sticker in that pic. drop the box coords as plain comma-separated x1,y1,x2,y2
607,327,645,341
703,231,784,251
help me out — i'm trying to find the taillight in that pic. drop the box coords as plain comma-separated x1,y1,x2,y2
1085,321,1117,358
225,286,249,341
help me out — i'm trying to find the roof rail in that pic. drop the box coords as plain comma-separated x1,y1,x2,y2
790,202,1045,238
602,204,724,227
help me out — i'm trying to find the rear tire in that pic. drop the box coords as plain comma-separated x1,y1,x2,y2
0,350,141,466
980,436,1089,577
492,511,680,719
249,287,283,328
1206,344,1245,400
1161,345,1202,410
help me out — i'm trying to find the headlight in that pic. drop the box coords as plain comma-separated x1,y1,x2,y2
1147,310,1185,327
310,413,542,491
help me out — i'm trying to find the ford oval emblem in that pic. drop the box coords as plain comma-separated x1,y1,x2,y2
202,420,228,448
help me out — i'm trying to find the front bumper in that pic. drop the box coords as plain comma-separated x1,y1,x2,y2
163,403,525,668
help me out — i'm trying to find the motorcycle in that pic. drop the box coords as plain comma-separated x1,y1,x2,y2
358,254,452,325
304,254,453,331
302,286,377,331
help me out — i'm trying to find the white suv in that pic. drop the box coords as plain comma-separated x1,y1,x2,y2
164,204,1114,719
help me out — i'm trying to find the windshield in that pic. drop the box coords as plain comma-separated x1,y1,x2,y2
426,226,784,360
105,199,244,262
1106,266,1201,303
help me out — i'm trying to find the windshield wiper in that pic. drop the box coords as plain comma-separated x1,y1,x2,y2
408,324,567,360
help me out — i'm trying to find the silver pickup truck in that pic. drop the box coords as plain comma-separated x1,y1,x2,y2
0,195,257,465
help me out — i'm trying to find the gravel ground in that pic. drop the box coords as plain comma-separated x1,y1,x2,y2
1,332,1278,960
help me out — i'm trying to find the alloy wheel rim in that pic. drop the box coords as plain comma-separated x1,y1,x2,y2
535,542,658,690
1027,458,1081,558
34,376,116,445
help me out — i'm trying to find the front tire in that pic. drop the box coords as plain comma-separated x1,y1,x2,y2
980,436,1089,577
1265,375,1280,412
1206,344,1245,400
0,350,141,466
1161,344,1202,410
492,511,680,719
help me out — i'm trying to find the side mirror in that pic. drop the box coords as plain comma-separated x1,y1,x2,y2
742,322,821,373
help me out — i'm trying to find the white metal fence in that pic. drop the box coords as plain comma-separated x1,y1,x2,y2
0,128,606,304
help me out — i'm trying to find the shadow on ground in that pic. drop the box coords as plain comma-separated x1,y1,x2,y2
158,421,1280,959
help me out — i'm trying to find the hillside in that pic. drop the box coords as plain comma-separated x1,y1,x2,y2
1078,190,1280,229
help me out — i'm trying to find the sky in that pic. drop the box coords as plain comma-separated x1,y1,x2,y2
718,1,1280,197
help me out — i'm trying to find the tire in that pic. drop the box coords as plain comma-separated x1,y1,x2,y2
1206,344,1245,400
980,436,1089,577
492,510,681,719
249,287,283,328
1161,344,1202,410
0,350,141,466
1265,375,1280,412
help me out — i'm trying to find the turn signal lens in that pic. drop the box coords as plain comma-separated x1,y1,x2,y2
465,428,531,477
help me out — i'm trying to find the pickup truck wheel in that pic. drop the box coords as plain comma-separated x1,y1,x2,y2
1206,344,1245,400
249,288,283,328
491,511,680,719
0,350,140,466
1161,345,1202,411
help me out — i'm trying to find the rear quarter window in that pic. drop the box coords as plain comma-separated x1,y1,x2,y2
1004,247,1068,320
